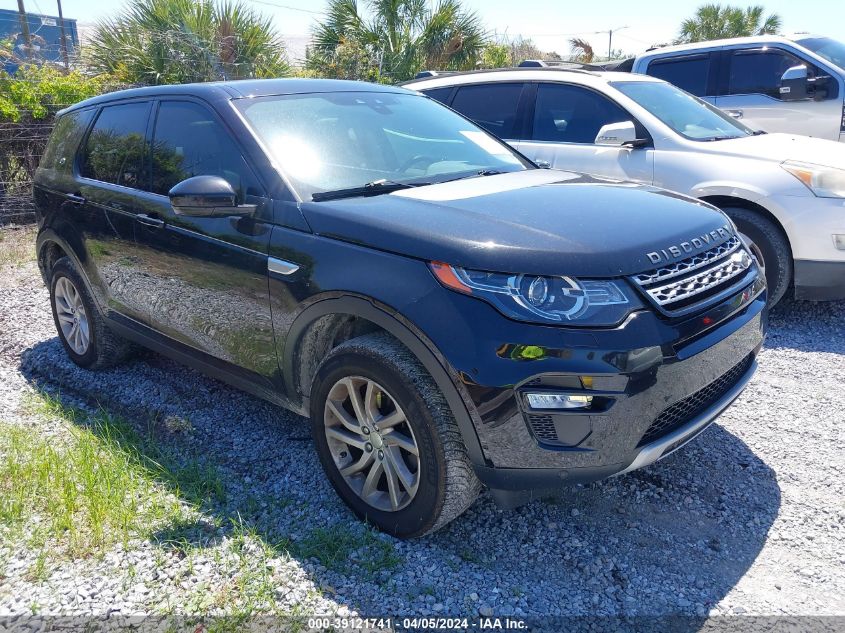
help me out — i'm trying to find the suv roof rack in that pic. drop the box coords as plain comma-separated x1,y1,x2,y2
404,65,604,85
517,59,602,70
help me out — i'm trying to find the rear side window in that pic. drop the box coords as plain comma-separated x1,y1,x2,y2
422,87,453,105
450,83,525,139
646,54,711,96
80,102,151,188
150,101,261,200
727,48,807,98
40,109,95,173
530,83,630,144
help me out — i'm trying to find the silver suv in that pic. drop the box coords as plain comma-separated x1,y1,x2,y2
629,35,845,142
406,68,845,305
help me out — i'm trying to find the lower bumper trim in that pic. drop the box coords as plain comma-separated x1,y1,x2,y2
617,358,757,475
794,259,845,301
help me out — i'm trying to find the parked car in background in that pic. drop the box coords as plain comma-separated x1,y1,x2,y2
407,68,845,305
34,79,765,537
624,35,845,142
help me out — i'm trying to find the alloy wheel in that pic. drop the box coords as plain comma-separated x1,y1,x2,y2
323,376,420,512
54,276,90,355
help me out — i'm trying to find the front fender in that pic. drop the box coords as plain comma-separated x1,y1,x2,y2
282,293,487,467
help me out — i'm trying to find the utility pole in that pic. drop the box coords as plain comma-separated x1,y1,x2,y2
606,25,628,60
16,0,32,61
56,0,70,72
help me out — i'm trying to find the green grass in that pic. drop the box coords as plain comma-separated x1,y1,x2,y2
0,226,37,268
291,524,402,577
0,390,226,558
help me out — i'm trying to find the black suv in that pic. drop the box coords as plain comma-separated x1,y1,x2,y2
34,79,766,537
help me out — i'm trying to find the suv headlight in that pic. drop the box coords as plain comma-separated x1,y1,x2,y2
782,160,845,198
430,262,642,326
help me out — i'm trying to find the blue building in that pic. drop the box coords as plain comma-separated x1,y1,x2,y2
0,8,79,75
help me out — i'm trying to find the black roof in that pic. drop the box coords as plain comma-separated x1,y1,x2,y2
59,78,410,115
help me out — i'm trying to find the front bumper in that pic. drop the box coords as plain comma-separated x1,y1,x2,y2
762,194,845,299
421,277,767,496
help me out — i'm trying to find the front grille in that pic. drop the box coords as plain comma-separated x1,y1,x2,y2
631,237,754,314
527,414,557,442
638,354,753,447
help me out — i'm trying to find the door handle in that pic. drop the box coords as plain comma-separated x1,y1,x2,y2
726,109,743,119
66,193,86,205
135,213,165,229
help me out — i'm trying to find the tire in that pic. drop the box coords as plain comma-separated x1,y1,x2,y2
309,332,481,538
721,207,792,307
49,257,132,369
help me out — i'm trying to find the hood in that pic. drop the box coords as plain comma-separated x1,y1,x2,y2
697,132,845,167
300,170,735,278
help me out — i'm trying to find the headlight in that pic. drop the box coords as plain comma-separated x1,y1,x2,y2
782,160,845,198
429,262,642,326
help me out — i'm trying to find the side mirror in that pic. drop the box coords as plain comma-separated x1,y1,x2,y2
168,175,251,217
779,65,809,101
594,121,648,148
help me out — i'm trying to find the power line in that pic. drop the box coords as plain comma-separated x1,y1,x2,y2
243,0,324,15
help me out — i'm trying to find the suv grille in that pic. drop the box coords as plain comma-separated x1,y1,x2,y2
637,354,753,447
631,237,754,314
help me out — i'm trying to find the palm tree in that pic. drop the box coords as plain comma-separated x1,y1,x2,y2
85,0,289,85
679,4,781,43
308,0,486,83
569,38,595,63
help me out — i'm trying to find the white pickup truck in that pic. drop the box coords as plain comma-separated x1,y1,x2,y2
620,35,845,142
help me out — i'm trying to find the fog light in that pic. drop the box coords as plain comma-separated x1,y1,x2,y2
526,393,593,410
834,234,845,251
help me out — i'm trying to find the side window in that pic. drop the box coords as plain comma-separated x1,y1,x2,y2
727,48,808,98
150,101,260,200
647,54,711,97
81,102,151,188
450,83,525,139
531,83,630,144
422,87,453,105
40,109,95,173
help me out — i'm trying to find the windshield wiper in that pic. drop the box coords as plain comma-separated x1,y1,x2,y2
751,130,767,135
703,135,743,141
312,179,425,202
438,168,506,184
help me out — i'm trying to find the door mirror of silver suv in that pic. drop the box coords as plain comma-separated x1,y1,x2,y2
168,175,254,217
779,65,809,102
594,121,648,148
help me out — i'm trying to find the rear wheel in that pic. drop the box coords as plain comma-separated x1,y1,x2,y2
49,257,132,369
721,207,792,306
310,332,481,538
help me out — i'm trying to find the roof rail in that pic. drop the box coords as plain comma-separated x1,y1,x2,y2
401,65,607,86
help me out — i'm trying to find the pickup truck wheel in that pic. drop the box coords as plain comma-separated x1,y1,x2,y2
721,207,791,306
309,332,481,538
49,257,132,369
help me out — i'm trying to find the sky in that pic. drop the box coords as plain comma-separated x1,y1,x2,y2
4,0,844,63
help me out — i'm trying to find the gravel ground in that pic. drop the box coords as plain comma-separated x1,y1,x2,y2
1,245,843,624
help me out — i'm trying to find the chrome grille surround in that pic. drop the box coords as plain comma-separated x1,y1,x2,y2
631,237,755,313
633,237,741,286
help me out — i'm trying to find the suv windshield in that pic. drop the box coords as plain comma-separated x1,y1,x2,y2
612,80,754,141
235,91,529,200
795,36,845,71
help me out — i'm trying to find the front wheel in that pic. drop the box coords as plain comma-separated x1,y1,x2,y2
721,207,792,307
309,332,481,538
49,257,132,369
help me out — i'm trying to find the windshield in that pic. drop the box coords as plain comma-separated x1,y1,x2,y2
235,91,528,200
612,80,754,141
795,36,845,71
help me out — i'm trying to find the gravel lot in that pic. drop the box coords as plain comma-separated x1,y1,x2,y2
1,230,843,625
